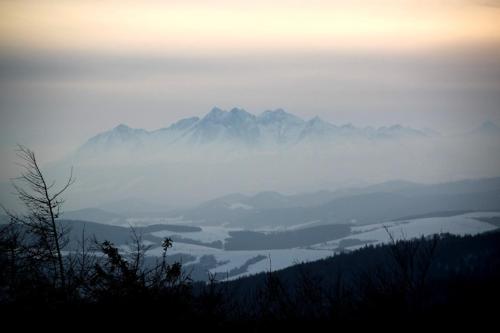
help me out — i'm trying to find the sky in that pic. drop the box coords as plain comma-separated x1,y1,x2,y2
1,0,500,180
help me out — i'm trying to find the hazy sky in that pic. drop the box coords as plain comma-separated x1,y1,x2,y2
1,0,500,179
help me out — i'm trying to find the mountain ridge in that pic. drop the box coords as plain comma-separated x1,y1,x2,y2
78,107,434,153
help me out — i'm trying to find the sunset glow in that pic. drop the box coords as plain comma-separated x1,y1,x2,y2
1,0,499,54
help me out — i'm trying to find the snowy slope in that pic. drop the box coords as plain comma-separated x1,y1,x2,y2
139,211,500,280
311,211,500,252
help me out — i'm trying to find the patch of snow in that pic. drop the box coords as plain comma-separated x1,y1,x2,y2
228,203,254,210
209,248,333,279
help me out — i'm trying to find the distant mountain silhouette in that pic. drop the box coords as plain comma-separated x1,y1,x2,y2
78,107,432,154
469,120,500,137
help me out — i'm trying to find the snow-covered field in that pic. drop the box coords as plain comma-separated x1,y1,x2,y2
141,211,500,280
311,211,499,252
145,238,333,279
211,248,334,280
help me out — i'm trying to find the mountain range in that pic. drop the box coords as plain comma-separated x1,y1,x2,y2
60,177,500,229
77,107,436,155
4,108,495,212
172,177,500,228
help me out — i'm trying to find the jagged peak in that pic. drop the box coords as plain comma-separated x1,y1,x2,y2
201,107,257,124
258,108,304,124
166,116,200,130
341,123,355,129
210,106,224,113
304,116,336,130
109,124,148,135
204,106,226,119
229,107,247,113
478,120,499,131
114,123,131,131
229,107,255,119
470,120,500,136
307,116,326,124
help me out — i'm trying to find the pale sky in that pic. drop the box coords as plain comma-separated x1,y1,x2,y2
1,0,500,52
1,0,500,179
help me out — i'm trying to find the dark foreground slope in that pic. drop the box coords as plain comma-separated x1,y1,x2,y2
2,229,500,327
220,230,500,322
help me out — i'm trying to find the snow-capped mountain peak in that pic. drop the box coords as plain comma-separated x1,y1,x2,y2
164,117,200,131
90,123,148,143
78,123,148,155
78,107,434,154
202,106,226,122
306,116,334,128
258,109,304,125
474,121,500,136
114,123,131,131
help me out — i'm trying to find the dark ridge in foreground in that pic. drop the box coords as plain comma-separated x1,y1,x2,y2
2,226,500,327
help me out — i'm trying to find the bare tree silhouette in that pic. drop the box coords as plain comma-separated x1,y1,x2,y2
2,145,74,290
